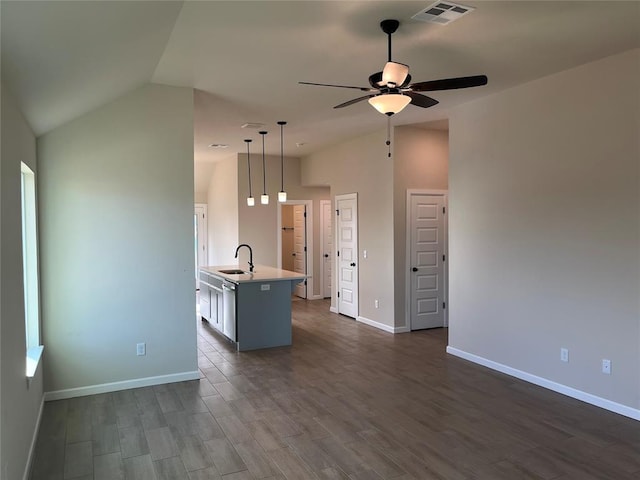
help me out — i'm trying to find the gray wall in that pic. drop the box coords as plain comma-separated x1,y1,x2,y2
1,83,44,480
393,126,449,330
207,155,239,266
37,84,198,394
302,130,395,327
448,49,639,410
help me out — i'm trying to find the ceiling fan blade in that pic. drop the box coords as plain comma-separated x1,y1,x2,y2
334,95,375,109
299,81,374,92
405,92,439,109
410,75,488,92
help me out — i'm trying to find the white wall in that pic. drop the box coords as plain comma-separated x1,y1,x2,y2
238,153,329,298
1,83,44,480
393,126,449,329
207,156,239,266
448,49,640,413
302,130,394,327
37,84,198,395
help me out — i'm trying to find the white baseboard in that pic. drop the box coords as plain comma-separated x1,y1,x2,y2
329,306,339,314
44,370,200,402
356,315,395,334
446,347,640,421
394,326,411,333
23,397,45,480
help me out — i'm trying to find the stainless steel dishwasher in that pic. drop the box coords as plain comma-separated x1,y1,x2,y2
222,281,236,341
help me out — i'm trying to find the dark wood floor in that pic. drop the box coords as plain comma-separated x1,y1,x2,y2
30,298,639,479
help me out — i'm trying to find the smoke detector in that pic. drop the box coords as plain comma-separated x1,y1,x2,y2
412,2,474,25
208,143,228,149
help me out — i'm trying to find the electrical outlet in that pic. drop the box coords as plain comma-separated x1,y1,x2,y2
560,348,569,363
602,359,611,374
374,299,379,308
136,343,146,356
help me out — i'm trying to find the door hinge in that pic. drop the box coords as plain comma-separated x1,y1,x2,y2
443,254,446,262
304,212,307,218
304,280,307,285
304,246,307,252
443,302,446,309
336,209,339,216
337,251,340,257
443,206,446,214
337,291,340,298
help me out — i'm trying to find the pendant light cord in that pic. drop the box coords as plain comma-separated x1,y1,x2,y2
245,139,252,196
278,121,286,192
259,131,267,195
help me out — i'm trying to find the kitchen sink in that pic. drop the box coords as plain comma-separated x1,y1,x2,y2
218,269,248,275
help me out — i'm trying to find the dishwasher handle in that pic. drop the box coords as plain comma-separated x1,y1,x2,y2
222,283,236,292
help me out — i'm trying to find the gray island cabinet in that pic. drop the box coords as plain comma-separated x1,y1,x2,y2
198,265,305,351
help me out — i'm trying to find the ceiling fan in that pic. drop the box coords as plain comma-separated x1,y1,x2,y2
299,19,488,116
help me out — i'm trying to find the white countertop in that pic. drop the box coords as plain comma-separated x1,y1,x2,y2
200,265,306,284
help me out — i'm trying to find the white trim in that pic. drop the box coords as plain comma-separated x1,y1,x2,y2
276,199,313,299
446,347,640,422
43,370,200,401
308,294,324,300
319,199,332,299
405,189,448,331
329,306,339,314
356,316,395,334
22,397,45,480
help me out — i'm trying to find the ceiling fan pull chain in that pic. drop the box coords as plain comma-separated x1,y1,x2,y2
386,114,392,158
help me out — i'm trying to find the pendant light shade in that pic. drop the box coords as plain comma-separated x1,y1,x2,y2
368,94,411,115
259,131,269,205
244,139,255,207
277,121,287,203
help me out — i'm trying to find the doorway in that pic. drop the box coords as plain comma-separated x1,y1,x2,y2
335,193,358,318
277,200,313,299
194,203,208,290
406,190,447,330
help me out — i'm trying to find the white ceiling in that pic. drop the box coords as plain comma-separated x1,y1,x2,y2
2,1,639,165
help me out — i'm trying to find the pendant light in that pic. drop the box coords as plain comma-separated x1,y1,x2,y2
259,130,269,205
244,139,255,206
277,121,287,202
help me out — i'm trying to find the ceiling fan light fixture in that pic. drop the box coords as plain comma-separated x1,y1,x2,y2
368,94,411,115
382,62,409,87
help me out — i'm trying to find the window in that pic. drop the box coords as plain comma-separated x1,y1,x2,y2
21,162,43,377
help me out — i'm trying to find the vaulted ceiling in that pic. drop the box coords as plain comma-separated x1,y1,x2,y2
2,1,639,165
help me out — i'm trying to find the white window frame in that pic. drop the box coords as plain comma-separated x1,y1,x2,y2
21,162,43,378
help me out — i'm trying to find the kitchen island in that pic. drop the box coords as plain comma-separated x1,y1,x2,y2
198,265,305,351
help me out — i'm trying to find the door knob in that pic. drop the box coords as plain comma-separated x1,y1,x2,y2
350,262,356,267
324,254,329,258
292,253,296,256
412,267,418,272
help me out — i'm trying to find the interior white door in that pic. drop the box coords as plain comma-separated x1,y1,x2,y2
321,200,332,298
194,204,208,290
336,194,358,318
293,204,307,298
410,194,446,330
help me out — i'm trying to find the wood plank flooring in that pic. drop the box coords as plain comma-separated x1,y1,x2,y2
30,298,640,479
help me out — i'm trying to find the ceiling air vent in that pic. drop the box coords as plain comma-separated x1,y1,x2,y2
412,2,474,25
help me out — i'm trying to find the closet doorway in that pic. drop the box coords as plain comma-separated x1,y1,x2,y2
277,200,313,299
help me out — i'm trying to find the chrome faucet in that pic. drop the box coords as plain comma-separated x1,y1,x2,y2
234,244,254,272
